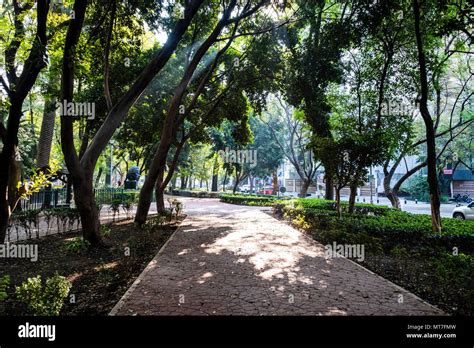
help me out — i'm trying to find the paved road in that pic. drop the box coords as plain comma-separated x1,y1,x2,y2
111,198,443,316
337,195,455,218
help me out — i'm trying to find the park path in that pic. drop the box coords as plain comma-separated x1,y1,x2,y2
110,198,443,316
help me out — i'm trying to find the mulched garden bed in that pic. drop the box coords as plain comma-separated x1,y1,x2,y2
0,216,184,315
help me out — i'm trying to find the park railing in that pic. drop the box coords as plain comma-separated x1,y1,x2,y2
18,187,155,211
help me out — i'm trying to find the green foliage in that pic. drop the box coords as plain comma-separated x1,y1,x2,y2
64,237,91,254
100,225,112,238
15,275,71,316
14,164,60,213
220,194,286,206
142,213,169,233
170,190,220,198
277,198,474,250
402,175,430,202
430,252,474,314
0,275,10,301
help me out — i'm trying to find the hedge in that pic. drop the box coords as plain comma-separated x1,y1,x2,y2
220,194,285,206
169,189,220,198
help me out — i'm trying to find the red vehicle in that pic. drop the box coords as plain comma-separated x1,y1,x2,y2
258,186,274,195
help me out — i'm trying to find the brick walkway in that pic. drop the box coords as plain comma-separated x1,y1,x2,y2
110,198,443,316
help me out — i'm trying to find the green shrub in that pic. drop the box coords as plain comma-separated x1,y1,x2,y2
169,189,220,198
100,225,112,237
277,198,474,253
0,275,10,301
220,194,285,206
64,237,91,254
15,275,71,316
430,252,474,314
142,214,169,232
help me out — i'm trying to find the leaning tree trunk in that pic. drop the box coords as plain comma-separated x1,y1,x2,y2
413,0,441,232
348,181,358,214
155,170,165,213
383,175,401,209
36,97,57,168
232,177,239,194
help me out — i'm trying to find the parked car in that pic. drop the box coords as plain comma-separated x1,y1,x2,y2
239,185,250,193
257,186,274,195
452,202,474,220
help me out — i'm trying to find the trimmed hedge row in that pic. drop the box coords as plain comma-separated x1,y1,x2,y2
290,198,393,215
220,194,284,206
275,199,474,252
169,190,220,198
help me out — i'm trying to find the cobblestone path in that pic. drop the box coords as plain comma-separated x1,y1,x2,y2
111,198,443,316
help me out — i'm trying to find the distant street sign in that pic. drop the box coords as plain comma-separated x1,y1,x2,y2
279,186,286,193
443,169,453,175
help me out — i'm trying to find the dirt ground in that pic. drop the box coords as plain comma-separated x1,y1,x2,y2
0,216,183,315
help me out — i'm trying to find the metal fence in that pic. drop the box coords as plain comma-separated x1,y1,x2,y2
19,188,155,211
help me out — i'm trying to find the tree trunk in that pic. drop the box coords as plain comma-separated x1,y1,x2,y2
383,173,401,209
300,179,311,198
95,167,103,187
387,190,401,209
73,175,101,245
211,156,218,192
325,174,334,200
335,188,342,218
223,169,228,191
0,1,50,243
36,97,57,168
413,0,441,232
232,169,241,194
155,171,165,213
8,149,21,210
135,7,234,224
272,171,278,195
348,181,358,213
0,186,10,243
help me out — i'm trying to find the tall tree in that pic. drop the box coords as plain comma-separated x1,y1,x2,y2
59,0,204,245
0,0,51,243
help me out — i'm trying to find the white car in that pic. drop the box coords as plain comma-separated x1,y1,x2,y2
452,202,474,220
